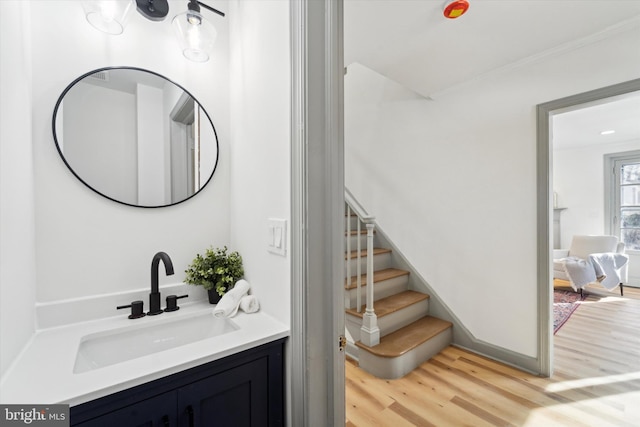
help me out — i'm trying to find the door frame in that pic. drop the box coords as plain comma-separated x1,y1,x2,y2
536,78,640,376
290,0,345,425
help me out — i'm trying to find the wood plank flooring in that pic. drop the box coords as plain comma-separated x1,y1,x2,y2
346,285,640,426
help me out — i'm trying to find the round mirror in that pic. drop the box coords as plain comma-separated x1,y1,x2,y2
52,67,219,208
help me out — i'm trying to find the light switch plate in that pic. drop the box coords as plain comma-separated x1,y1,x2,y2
267,218,287,256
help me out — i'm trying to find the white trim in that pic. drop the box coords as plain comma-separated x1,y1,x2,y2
345,187,374,223
537,78,640,377
327,1,346,425
604,150,640,245
289,0,307,424
290,1,345,425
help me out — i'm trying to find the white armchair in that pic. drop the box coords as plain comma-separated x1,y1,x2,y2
553,235,628,296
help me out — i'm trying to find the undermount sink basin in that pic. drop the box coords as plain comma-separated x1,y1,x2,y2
73,311,238,373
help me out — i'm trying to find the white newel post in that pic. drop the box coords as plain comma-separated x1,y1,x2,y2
360,223,380,346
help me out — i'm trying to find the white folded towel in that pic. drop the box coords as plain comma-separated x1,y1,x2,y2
213,279,250,318
239,295,260,314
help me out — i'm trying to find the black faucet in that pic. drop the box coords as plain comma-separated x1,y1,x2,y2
148,251,174,315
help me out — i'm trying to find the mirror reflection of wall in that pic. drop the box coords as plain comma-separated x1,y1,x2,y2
54,68,218,208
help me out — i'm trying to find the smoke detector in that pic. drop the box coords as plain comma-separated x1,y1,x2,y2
443,0,469,19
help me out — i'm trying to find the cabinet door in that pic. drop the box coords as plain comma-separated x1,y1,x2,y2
74,391,177,427
178,357,269,427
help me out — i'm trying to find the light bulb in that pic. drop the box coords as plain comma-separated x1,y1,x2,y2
99,2,117,22
82,0,134,35
172,10,217,62
187,12,202,25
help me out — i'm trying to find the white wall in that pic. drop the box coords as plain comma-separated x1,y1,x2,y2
63,83,138,205
199,107,217,189
228,0,290,325
1,0,292,386
137,84,167,206
345,27,640,357
554,140,640,285
27,0,230,304
0,0,37,377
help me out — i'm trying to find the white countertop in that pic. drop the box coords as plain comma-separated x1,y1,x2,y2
0,300,289,406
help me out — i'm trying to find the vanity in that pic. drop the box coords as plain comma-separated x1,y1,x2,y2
71,338,285,426
0,298,289,427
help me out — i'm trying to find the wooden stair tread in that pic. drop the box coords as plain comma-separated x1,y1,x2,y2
345,247,391,260
345,290,428,319
356,316,452,358
345,268,409,290
347,229,374,236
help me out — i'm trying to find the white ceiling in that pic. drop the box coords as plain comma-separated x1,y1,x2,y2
344,0,640,148
553,91,640,149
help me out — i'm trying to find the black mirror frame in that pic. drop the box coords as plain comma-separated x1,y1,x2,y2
52,66,220,208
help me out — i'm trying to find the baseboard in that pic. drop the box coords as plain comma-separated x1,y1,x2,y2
372,225,541,375
628,275,640,288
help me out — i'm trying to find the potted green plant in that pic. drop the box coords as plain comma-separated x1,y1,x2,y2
184,246,244,304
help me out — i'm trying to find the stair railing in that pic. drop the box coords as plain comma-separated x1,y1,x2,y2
345,189,380,347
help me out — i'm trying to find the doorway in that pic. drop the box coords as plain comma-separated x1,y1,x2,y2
536,78,640,376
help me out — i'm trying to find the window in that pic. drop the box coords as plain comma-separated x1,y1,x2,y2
605,150,640,251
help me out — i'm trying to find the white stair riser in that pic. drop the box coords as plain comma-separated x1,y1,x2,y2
358,327,452,379
344,275,409,308
378,299,429,337
346,233,369,251
346,216,362,230
345,341,359,362
345,252,391,276
345,315,364,345
345,298,429,342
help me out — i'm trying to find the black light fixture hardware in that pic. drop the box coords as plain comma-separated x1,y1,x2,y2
134,0,223,22
193,0,225,18
81,0,225,62
135,0,170,21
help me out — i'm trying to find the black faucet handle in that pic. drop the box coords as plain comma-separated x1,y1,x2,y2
164,294,188,312
117,300,146,319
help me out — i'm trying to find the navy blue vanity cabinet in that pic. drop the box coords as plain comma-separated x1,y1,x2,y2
71,339,285,427
73,392,177,427
177,356,269,426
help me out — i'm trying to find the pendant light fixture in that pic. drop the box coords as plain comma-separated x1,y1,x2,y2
81,0,224,62
81,0,135,35
172,0,224,63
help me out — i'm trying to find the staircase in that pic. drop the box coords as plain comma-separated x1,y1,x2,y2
344,196,452,379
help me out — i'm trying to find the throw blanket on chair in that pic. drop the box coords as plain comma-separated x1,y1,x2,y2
562,252,629,291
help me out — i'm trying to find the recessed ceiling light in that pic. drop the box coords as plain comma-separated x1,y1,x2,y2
600,130,616,135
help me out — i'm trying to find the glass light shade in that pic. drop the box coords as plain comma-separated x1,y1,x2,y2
82,0,135,35
172,11,218,62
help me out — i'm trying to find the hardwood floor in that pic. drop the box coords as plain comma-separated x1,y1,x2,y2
346,285,640,426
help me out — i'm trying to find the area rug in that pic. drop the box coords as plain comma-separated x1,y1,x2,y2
554,290,586,334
